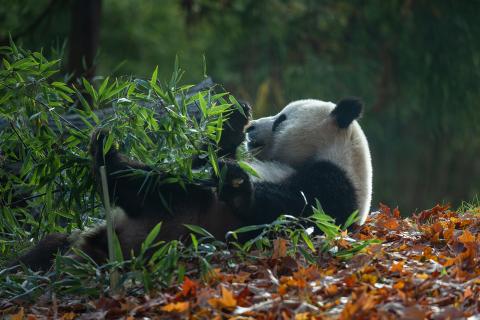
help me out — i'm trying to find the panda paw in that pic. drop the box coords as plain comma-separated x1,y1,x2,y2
89,128,117,167
216,159,253,212
217,101,252,158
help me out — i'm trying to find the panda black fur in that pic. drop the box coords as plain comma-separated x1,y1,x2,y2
11,97,372,271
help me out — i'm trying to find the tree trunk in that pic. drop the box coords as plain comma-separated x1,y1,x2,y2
67,0,101,80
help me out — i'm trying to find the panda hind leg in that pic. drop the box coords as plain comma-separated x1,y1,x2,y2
8,233,71,271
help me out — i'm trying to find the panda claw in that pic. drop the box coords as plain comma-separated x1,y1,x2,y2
231,178,244,188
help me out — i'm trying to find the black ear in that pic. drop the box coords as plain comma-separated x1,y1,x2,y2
331,97,363,128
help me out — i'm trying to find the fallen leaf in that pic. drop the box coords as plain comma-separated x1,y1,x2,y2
60,312,76,320
390,261,404,273
393,281,405,290
458,229,475,244
383,218,400,230
416,273,429,280
325,284,338,296
464,286,473,299
161,301,189,313
272,238,288,259
10,308,24,320
295,312,311,320
208,286,237,309
344,274,357,287
181,276,198,297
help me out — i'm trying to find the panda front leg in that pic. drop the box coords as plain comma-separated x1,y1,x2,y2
216,161,314,226
216,160,255,217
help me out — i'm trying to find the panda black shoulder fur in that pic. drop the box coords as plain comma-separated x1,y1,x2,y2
11,97,372,271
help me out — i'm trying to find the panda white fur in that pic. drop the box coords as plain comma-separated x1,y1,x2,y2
12,97,372,270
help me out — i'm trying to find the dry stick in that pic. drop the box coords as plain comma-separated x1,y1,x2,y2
99,165,119,293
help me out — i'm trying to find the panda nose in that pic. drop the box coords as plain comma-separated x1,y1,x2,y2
245,125,255,133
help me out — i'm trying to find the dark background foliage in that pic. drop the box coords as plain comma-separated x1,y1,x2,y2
1,0,479,214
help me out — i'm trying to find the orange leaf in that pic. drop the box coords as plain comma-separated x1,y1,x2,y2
344,274,357,287
383,218,399,230
423,247,434,259
60,312,76,320
286,277,307,288
361,273,377,285
390,261,404,273
208,286,237,309
295,312,311,320
442,257,456,267
393,281,405,289
464,286,473,299
325,284,338,295
458,230,475,244
431,222,443,234
443,227,454,241
416,273,429,280
278,284,288,296
161,301,190,313
233,271,251,283
10,308,24,320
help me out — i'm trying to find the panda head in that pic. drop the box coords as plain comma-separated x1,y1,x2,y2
246,98,365,166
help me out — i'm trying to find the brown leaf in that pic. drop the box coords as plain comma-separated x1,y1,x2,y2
272,238,288,259
235,287,253,306
393,207,401,218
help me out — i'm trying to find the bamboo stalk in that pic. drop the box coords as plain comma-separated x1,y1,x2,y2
99,165,119,293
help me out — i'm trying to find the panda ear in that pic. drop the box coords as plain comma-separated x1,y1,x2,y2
330,97,363,128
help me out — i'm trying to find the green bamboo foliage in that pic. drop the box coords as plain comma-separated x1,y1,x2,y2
0,43,232,258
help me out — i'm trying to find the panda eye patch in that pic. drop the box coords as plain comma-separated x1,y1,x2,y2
272,114,287,132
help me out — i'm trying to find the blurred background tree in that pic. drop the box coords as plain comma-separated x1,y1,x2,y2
1,0,479,214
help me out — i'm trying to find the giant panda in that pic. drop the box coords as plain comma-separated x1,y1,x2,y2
11,97,372,271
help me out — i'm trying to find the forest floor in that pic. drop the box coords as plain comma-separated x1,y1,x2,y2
2,204,480,319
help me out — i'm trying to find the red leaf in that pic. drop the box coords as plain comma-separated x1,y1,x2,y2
181,276,198,297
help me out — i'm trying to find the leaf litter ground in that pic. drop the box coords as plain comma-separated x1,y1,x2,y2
2,204,480,319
